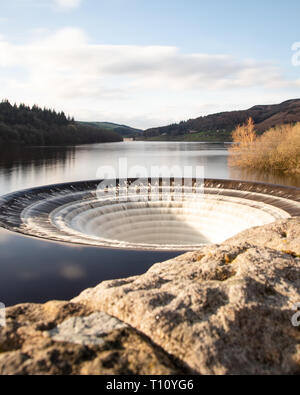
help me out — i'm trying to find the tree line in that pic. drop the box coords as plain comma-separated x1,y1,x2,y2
0,100,122,146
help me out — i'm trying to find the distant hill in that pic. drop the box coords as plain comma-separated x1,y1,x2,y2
143,99,300,141
78,121,143,137
0,101,123,146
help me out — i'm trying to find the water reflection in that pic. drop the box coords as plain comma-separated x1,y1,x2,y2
0,227,178,306
0,145,76,195
0,141,299,306
230,166,300,188
0,142,232,196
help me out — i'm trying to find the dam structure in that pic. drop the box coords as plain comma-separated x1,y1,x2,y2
0,179,300,251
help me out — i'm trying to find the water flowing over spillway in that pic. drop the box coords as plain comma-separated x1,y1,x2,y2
0,179,300,251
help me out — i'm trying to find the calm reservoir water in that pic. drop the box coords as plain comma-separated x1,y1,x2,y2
0,141,299,306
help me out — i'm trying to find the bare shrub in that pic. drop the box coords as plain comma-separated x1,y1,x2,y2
229,119,300,174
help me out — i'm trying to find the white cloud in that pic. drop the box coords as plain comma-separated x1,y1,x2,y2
0,27,298,128
54,0,82,9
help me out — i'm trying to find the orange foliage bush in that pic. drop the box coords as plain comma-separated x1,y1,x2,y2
229,119,300,174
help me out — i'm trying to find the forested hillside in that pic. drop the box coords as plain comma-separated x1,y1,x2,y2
0,101,123,145
144,99,300,141
78,121,143,137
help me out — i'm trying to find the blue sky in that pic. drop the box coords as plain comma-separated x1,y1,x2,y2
0,0,300,128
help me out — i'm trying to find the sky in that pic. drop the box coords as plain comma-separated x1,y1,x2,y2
0,0,300,129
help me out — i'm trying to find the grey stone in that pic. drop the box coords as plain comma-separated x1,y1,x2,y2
74,241,300,374
48,312,128,346
225,217,300,255
0,301,183,375
1,219,300,375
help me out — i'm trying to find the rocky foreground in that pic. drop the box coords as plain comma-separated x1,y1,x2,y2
0,218,300,375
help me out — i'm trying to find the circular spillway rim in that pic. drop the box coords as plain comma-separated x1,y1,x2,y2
0,178,299,251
